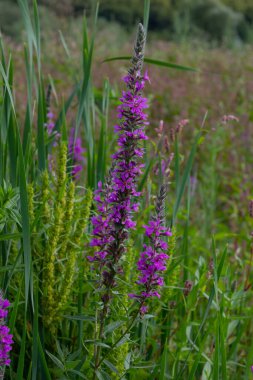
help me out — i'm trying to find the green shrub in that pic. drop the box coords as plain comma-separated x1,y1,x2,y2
192,0,243,42
39,0,74,16
0,0,23,38
222,0,253,14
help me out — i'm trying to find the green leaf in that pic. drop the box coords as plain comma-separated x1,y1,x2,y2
0,60,16,117
138,158,154,192
46,351,65,371
103,56,198,72
18,130,32,309
104,360,119,375
143,0,150,33
159,339,169,380
172,130,202,224
0,232,21,241
85,341,111,349
67,369,88,379
96,370,111,380
37,81,46,171
16,315,27,379
38,336,52,380
31,282,39,379
115,333,130,348
63,314,95,322
9,279,22,334
104,320,124,335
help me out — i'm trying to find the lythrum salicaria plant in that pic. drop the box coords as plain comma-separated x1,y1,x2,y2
88,23,172,376
88,23,149,304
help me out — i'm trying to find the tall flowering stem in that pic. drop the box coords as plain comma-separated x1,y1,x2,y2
0,292,13,379
89,23,148,376
89,23,148,300
129,185,172,314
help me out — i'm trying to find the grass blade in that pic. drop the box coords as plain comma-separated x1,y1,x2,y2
37,81,46,171
18,131,32,310
172,130,202,225
143,0,150,33
103,56,198,72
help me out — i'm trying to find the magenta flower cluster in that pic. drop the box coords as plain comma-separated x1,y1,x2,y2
88,77,149,252
45,111,61,147
68,128,85,179
88,25,171,316
88,25,149,290
0,293,13,368
45,111,55,135
129,185,171,313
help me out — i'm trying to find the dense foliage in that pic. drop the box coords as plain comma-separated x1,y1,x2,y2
1,0,253,44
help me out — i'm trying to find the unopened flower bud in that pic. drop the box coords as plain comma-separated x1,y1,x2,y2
183,280,193,296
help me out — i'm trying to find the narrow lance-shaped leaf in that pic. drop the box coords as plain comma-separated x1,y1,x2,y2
172,129,202,225
37,81,46,171
18,130,32,309
103,56,198,72
143,0,150,33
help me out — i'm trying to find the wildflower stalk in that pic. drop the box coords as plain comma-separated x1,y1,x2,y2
58,181,76,259
43,142,67,327
90,23,148,375
129,185,171,313
55,188,92,318
43,177,92,327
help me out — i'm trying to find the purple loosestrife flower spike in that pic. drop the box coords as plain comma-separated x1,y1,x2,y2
68,128,85,180
0,292,13,375
88,24,148,301
45,111,55,136
129,185,172,313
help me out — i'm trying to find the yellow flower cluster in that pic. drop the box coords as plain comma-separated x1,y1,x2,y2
27,142,92,333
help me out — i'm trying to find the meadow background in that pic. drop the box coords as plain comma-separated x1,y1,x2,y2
1,0,253,379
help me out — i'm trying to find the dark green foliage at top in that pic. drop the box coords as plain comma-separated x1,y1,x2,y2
97,0,172,30
192,0,244,42
1,0,253,44
0,1,23,38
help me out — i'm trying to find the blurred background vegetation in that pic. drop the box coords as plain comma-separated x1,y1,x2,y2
1,0,253,45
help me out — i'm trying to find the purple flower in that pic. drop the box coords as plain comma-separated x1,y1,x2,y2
89,24,148,293
45,111,55,135
0,293,13,368
221,114,239,124
129,185,171,313
68,128,85,180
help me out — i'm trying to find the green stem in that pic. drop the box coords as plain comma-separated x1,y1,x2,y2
92,299,109,380
95,301,144,372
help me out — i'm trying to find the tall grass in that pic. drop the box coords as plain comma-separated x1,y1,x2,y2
0,0,253,379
